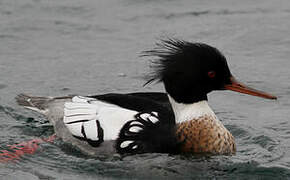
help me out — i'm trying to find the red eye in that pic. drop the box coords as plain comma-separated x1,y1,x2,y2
208,71,216,78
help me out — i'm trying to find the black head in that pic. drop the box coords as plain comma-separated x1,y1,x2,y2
144,39,232,104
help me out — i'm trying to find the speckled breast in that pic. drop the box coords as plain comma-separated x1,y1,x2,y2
176,115,236,155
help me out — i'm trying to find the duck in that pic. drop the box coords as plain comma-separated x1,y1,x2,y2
15,39,277,156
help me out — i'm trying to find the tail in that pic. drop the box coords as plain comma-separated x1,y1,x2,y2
15,94,53,114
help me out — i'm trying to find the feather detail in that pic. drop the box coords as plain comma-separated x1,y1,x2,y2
63,96,138,142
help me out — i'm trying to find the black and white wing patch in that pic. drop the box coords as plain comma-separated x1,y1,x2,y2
116,112,160,154
116,111,179,155
64,96,104,147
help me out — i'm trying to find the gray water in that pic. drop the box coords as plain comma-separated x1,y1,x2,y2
1,0,290,179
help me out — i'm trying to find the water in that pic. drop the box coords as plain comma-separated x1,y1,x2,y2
1,0,290,179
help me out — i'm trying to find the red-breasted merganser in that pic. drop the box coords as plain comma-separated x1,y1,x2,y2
15,39,277,156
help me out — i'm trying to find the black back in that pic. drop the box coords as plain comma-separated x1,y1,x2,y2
90,92,174,124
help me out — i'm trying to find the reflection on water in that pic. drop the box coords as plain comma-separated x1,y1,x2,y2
1,0,290,179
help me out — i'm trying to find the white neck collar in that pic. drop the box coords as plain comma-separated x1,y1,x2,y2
168,95,216,123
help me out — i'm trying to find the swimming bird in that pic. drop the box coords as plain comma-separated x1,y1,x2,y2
15,39,277,156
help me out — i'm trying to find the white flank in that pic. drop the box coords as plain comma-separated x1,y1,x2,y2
168,95,217,123
83,120,99,141
64,96,138,141
96,105,138,140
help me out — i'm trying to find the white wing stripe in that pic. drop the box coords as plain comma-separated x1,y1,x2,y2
130,121,143,126
140,113,151,120
83,120,98,141
72,96,95,103
65,102,96,109
64,114,96,123
64,108,97,116
148,116,159,123
120,140,134,148
129,126,142,133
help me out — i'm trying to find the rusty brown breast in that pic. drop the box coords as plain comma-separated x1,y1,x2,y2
176,115,236,155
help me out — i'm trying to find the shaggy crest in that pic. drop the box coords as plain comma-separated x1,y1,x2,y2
143,39,227,86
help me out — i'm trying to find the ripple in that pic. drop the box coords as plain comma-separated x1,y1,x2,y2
128,8,279,21
220,161,290,178
1,170,39,180
0,35,13,40
226,124,251,138
252,135,277,149
1,106,49,124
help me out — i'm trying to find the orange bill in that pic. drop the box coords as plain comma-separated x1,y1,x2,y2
224,77,277,100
